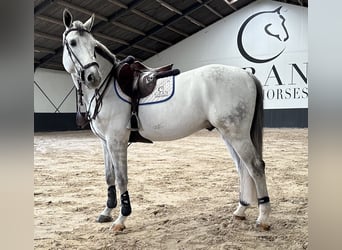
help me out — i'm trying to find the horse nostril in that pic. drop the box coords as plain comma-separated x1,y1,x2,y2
87,73,94,82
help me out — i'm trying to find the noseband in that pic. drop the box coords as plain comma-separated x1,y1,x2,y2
63,28,99,82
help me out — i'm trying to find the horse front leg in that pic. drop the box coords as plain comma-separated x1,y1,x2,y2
106,139,131,232
97,141,117,223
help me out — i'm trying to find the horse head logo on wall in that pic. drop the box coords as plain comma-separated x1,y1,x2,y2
237,6,289,63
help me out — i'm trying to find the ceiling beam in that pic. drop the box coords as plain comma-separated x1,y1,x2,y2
93,32,129,45
156,0,182,15
107,0,188,38
35,15,63,26
132,45,157,54
35,14,130,46
131,9,163,26
205,5,223,18
166,26,188,37
111,21,146,36
223,0,237,11
113,0,213,55
107,1,179,45
35,31,62,41
93,0,146,30
107,0,128,9
198,0,223,18
129,9,188,41
156,0,205,27
149,35,172,46
55,0,108,21
34,0,55,15
35,46,56,54
185,16,205,28
56,0,150,37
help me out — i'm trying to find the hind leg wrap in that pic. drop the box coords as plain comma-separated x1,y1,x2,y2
258,196,270,206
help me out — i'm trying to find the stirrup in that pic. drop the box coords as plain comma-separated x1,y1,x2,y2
127,112,141,131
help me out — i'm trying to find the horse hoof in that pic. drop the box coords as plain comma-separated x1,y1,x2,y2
96,215,113,223
256,222,271,231
111,224,126,232
233,215,246,221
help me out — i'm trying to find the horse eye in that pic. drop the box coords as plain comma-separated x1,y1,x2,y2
70,39,77,47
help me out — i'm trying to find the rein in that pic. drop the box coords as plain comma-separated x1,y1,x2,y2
76,65,115,128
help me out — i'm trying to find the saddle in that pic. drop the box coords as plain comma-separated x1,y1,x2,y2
115,56,180,143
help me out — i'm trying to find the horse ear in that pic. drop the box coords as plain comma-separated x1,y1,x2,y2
84,13,95,32
63,9,73,28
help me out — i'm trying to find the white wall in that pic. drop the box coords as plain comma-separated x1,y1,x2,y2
34,68,75,112
144,0,308,109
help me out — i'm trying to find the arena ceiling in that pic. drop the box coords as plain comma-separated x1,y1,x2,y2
34,0,308,71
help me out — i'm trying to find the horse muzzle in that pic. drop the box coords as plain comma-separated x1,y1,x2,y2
81,62,101,88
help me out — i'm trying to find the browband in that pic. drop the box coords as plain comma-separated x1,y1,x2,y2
64,27,91,39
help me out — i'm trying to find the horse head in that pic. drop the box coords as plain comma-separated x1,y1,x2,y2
62,9,102,89
263,7,289,42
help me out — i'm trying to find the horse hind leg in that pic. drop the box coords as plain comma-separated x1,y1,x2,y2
228,137,271,230
224,140,257,220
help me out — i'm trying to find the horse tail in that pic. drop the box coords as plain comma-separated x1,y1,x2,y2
249,73,264,159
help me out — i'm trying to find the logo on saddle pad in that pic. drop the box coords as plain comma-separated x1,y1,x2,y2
114,76,175,105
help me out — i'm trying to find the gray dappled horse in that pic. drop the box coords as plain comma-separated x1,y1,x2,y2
62,9,271,232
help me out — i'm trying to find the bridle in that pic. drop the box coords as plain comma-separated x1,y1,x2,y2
63,27,115,128
63,28,99,83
